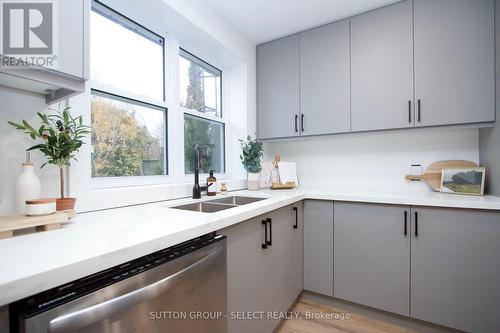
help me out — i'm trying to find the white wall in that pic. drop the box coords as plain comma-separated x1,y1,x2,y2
0,0,256,214
264,128,479,193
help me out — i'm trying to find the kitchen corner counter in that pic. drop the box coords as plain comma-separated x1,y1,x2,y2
1,188,500,307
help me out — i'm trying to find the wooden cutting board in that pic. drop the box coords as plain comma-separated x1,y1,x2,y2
405,160,478,191
0,210,75,239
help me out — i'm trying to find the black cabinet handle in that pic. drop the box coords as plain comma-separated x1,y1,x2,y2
267,218,273,246
408,100,412,123
414,211,419,237
293,207,298,229
301,114,305,132
417,99,421,123
294,115,298,132
404,211,408,236
262,220,268,249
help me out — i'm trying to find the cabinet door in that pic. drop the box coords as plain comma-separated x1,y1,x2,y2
257,35,300,139
262,206,295,332
56,0,86,78
303,200,333,296
351,0,414,132
414,0,494,127
411,207,500,333
299,20,350,136
334,202,410,315
220,217,268,333
291,203,303,300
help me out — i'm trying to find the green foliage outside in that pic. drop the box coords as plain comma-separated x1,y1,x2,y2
91,98,164,177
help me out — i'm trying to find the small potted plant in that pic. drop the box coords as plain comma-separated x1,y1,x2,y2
8,105,90,211
239,135,264,191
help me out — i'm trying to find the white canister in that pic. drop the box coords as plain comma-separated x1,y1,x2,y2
14,155,42,213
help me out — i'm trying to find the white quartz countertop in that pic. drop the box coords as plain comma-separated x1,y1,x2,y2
1,188,500,306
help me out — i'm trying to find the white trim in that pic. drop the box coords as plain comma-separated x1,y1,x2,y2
88,0,230,190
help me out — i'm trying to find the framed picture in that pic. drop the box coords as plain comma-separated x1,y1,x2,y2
440,167,486,196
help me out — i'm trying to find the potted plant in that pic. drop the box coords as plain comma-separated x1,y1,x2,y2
8,105,90,211
239,135,264,191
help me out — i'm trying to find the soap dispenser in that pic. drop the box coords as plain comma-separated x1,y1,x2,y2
207,170,217,196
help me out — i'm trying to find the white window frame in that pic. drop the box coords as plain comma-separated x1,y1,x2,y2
89,0,231,189
179,48,228,181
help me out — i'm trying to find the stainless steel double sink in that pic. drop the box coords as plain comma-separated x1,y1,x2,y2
171,196,267,213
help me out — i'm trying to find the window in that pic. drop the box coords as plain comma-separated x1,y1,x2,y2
90,1,167,179
90,1,164,101
180,49,225,174
180,49,222,118
91,92,166,177
184,114,225,174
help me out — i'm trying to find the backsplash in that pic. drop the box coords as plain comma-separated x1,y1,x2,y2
264,127,480,193
0,87,60,215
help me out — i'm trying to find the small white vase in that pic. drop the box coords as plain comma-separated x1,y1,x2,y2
248,172,260,191
14,163,42,213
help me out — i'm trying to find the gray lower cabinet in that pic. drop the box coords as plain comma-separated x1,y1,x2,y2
414,0,495,127
257,35,300,139
303,200,333,296
220,205,302,333
350,0,414,132
333,202,410,316
410,207,500,333
299,20,350,136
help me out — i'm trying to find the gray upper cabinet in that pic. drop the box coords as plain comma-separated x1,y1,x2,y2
56,0,87,78
257,35,300,139
414,0,495,127
334,202,410,316
0,0,88,103
299,20,350,135
351,0,414,132
303,200,333,296
410,207,500,333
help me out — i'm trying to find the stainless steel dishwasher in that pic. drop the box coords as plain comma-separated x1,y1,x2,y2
10,233,227,333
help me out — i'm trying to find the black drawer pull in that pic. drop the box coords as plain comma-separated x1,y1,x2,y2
404,211,408,236
293,207,298,229
408,100,412,123
301,114,305,132
294,115,298,132
417,99,421,123
267,218,272,246
262,220,268,249
414,211,419,237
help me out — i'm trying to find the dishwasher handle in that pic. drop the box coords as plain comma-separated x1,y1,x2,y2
48,244,224,333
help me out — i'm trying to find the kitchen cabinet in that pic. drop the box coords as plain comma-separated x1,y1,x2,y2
299,20,350,135
350,0,414,132
414,0,495,127
410,207,500,333
0,0,88,103
333,202,410,316
303,200,333,296
220,205,302,333
257,35,300,139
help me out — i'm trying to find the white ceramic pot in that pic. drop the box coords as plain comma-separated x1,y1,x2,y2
15,164,41,213
247,172,260,191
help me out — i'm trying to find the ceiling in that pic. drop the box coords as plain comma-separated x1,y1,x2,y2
204,0,402,44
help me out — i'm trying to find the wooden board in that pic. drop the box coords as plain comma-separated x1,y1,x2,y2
0,210,75,239
271,182,296,190
405,160,478,191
